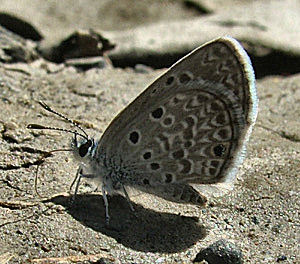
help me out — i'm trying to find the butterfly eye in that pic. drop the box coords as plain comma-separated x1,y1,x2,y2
79,140,92,157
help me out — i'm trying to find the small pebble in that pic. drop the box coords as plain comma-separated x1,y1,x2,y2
276,255,287,262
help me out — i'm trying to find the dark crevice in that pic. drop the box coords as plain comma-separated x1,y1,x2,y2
10,146,51,155
278,131,300,143
183,0,212,15
215,20,268,31
0,126,18,143
0,159,43,170
251,51,300,79
0,206,53,227
0,179,23,192
0,152,52,171
0,164,23,170
110,49,300,80
111,52,185,72
2,134,19,143
258,124,300,143
71,90,97,98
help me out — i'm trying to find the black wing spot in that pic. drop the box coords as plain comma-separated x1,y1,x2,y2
172,149,185,159
166,76,175,86
184,140,193,148
165,173,173,183
179,73,191,84
143,178,150,185
151,107,164,119
150,163,160,170
129,131,139,144
180,159,192,174
213,144,226,157
143,151,152,160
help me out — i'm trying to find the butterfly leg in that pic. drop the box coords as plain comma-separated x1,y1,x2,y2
71,166,110,225
69,166,83,202
102,184,110,225
121,184,135,212
70,165,96,201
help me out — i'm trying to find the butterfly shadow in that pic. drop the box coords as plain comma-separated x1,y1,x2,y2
50,193,207,253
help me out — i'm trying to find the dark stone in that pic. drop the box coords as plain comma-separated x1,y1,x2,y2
0,12,43,41
276,255,287,262
251,216,259,224
0,25,38,62
40,29,116,63
193,239,243,264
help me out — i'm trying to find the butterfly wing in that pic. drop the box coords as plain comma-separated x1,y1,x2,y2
97,36,258,200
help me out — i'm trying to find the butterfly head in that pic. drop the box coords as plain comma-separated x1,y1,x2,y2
72,134,96,161
27,101,97,162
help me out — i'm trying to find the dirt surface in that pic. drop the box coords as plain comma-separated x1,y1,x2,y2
0,1,299,263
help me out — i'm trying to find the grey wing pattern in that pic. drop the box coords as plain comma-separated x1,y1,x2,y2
97,37,257,202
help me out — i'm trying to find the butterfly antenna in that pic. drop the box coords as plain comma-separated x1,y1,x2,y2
38,101,88,138
27,124,87,140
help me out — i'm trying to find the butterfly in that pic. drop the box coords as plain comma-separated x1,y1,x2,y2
28,36,258,225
